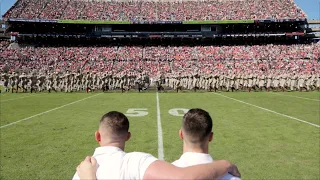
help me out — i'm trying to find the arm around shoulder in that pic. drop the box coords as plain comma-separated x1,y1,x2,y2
143,160,238,180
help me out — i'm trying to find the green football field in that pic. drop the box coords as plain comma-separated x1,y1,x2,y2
0,91,319,180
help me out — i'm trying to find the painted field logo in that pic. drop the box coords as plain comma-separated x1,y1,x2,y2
125,108,148,117
168,108,189,116
124,108,189,117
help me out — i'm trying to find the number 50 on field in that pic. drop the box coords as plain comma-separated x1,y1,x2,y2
125,108,189,117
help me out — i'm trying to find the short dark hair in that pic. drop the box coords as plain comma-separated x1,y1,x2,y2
182,108,212,143
100,111,129,134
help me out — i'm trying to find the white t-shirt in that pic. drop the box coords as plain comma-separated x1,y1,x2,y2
72,146,158,180
172,152,241,180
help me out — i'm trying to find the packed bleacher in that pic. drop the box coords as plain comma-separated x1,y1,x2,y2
3,0,306,21
0,41,9,50
1,44,319,77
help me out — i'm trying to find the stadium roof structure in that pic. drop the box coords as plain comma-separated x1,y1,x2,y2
309,20,320,24
6,18,308,25
3,0,315,42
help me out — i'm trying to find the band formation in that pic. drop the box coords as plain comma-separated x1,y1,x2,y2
1,66,320,93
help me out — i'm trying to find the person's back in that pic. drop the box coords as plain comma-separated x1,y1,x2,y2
172,152,240,180
73,146,157,179
172,108,241,180
72,111,157,180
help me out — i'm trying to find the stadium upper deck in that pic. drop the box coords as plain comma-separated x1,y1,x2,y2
3,0,306,21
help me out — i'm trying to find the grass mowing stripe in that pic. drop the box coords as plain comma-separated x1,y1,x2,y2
0,94,38,102
0,93,101,129
270,92,320,102
214,93,320,128
156,92,164,160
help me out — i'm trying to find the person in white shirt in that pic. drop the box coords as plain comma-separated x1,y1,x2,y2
172,108,241,180
73,111,241,180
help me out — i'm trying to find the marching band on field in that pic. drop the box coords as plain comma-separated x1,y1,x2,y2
1,70,319,93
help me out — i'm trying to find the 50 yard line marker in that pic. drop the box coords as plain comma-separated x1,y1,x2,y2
214,93,320,128
156,92,164,160
0,93,101,129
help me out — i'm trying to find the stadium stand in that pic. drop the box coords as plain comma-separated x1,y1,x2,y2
1,0,319,93
1,44,319,75
3,0,307,21
0,20,10,40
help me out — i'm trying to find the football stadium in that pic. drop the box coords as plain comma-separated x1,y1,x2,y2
0,0,320,179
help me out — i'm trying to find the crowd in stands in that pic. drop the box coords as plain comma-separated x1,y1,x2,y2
4,0,306,21
0,41,9,51
1,43,319,77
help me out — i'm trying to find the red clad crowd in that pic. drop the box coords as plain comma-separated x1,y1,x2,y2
4,0,306,21
1,43,319,77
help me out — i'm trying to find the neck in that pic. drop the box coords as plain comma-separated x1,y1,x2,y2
183,141,209,154
100,141,125,151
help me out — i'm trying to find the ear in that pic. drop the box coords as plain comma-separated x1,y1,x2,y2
179,129,183,140
125,132,131,142
208,132,214,142
95,131,101,143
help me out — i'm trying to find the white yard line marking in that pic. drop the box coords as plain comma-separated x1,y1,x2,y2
0,93,101,129
1,94,39,102
214,93,320,128
156,92,164,160
269,92,320,102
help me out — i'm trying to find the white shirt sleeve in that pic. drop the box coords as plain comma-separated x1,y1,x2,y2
125,152,158,179
71,172,80,180
171,160,179,167
220,173,242,180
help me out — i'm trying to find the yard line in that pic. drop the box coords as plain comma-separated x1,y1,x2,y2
269,92,320,102
156,92,164,160
214,93,320,128
0,94,39,102
0,93,101,129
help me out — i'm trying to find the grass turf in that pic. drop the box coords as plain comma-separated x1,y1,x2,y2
0,91,319,179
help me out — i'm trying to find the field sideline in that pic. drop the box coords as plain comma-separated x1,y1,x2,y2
0,91,319,179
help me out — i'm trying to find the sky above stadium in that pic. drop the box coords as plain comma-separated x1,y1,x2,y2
0,0,319,19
